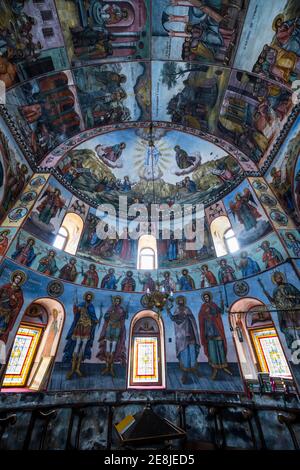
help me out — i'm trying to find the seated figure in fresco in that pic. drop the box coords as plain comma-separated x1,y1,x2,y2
121,271,136,292
37,250,58,276
218,259,235,284
258,271,300,351
95,142,126,169
11,236,39,267
0,270,26,344
63,292,99,379
81,264,99,288
97,296,128,376
168,295,201,384
260,240,284,269
176,269,195,291
174,145,197,170
198,291,232,380
237,251,261,277
59,258,79,283
101,268,121,290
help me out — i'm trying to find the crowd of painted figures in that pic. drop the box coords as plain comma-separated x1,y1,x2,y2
1,268,300,385
2,229,293,291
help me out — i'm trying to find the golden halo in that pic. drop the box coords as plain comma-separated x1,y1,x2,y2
10,270,27,286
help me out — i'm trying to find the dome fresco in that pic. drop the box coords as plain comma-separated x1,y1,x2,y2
1,0,300,413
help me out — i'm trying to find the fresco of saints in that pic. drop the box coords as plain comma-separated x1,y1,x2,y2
121,271,136,292
258,272,300,351
96,142,126,168
160,271,176,294
260,240,284,269
285,232,300,258
59,258,79,283
0,230,10,256
63,292,99,379
101,268,121,290
237,251,261,277
200,264,217,288
198,291,232,380
169,296,201,384
0,270,26,344
36,187,65,225
218,259,235,284
11,236,39,267
81,264,99,288
97,296,128,376
138,272,156,293
37,250,58,276
229,188,262,231
176,269,195,291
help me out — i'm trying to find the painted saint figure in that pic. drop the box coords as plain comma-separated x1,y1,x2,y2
198,291,232,380
81,264,99,288
260,240,284,269
169,296,201,384
59,258,79,282
285,232,300,258
160,271,176,294
121,271,136,292
37,250,58,276
237,251,261,277
97,296,128,376
63,292,98,379
36,187,65,225
0,230,10,256
101,268,121,290
230,188,262,231
258,272,300,351
200,264,217,288
11,236,38,267
176,269,195,291
218,259,236,284
0,270,26,344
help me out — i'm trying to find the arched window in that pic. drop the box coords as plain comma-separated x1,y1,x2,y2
230,298,292,383
53,226,68,251
2,299,65,391
53,212,84,255
224,228,239,254
210,216,238,257
127,311,165,389
137,235,158,270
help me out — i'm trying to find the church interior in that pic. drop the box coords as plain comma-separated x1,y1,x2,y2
1,0,300,453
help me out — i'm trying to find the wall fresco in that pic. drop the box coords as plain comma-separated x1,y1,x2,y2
234,0,300,87
152,0,247,64
56,0,150,66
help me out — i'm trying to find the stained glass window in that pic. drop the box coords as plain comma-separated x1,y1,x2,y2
250,328,292,378
3,324,43,387
132,337,159,383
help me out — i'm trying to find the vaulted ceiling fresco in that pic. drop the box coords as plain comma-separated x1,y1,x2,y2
0,0,300,207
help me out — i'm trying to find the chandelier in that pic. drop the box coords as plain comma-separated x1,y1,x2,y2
141,283,174,317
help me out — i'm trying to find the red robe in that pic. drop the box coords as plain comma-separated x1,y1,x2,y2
198,302,227,358
0,283,24,343
0,236,9,256
200,270,217,288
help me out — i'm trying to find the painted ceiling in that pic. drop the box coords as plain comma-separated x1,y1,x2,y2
1,0,300,207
